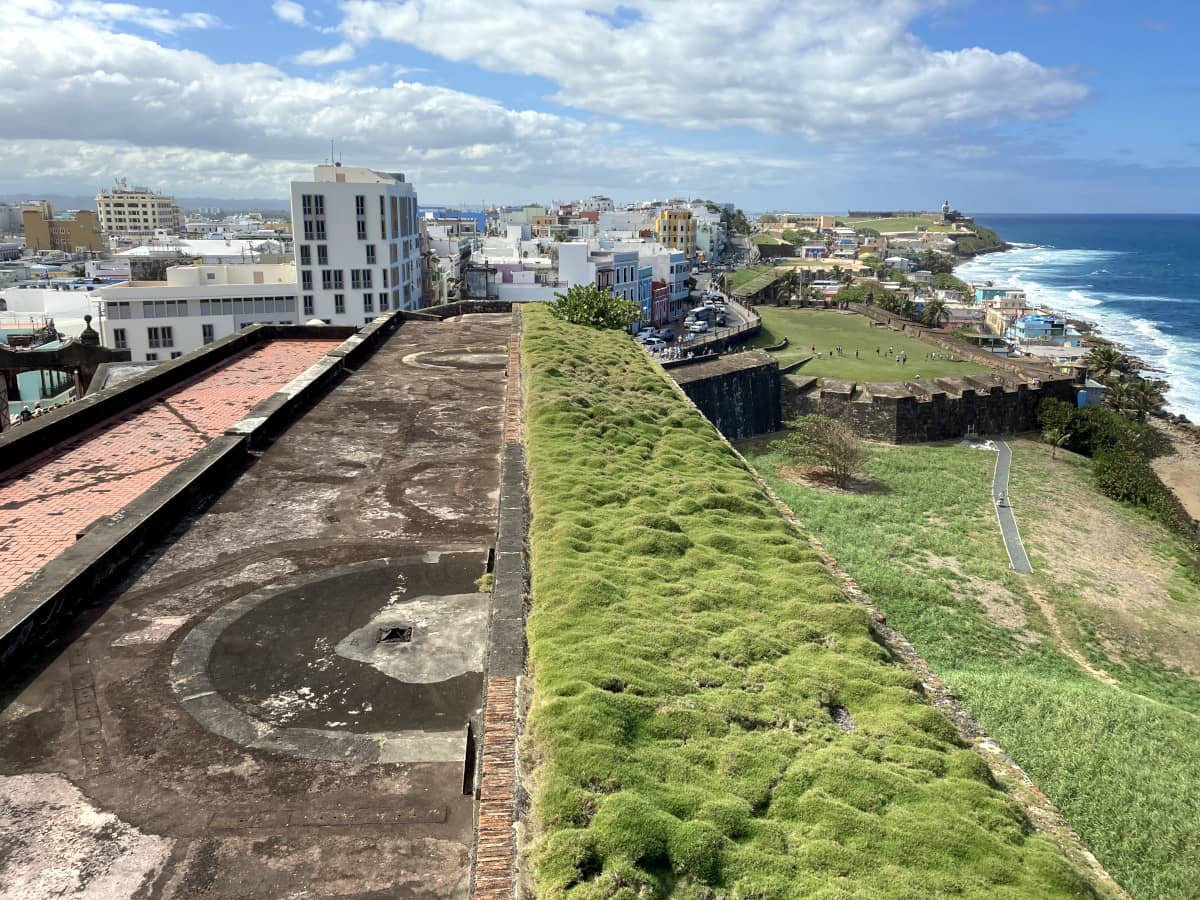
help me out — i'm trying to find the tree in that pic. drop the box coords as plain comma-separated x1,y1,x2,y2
931,272,970,294
916,250,954,274
771,415,866,488
1042,422,1072,459
1087,344,1129,379
759,214,780,224
548,283,641,330
921,298,947,328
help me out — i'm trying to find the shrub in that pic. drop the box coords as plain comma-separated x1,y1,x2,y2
548,283,642,330
771,415,866,487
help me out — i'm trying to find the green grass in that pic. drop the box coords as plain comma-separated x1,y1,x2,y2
750,307,992,381
843,217,957,233
743,439,1200,899
521,305,1107,899
751,233,783,245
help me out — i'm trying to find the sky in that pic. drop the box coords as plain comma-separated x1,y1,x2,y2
1,0,1197,212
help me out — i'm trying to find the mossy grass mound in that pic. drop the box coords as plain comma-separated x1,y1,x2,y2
521,306,1104,898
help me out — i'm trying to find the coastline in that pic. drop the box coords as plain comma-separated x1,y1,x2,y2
952,241,1190,423
954,235,1200,525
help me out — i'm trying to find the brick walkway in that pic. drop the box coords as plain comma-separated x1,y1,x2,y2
0,341,338,597
472,677,517,900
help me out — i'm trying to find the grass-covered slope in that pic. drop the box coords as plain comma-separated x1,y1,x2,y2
520,306,1102,899
745,438,1200,899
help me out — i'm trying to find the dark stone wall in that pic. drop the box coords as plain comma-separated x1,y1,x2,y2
676,360,781,441
781,377,1075,443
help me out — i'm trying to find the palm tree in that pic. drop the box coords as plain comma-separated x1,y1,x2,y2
1087,344,1127,379
921,298,947,328
1127,379,1165,422
1043,424,1072,459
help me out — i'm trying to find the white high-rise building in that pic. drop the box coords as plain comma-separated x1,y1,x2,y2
96,181,183,238
290,164,422,324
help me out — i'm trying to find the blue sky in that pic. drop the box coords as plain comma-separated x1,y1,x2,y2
1,0,1196,212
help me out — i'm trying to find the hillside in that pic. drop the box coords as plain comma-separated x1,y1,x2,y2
745,437,1200,899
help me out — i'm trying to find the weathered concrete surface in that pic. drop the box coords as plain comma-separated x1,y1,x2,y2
0,313,512,898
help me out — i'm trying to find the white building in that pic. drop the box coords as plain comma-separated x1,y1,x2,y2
96,182,183,238
598,210,654,234
290,164,422,323
117,238,286,267
95,263,299,361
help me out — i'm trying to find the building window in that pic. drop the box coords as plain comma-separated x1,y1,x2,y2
170,351,183,359
366,244,376,264
146,352,158,361
202,324,214,344
334,294,345,314
362,269,372,289
332,270,344,290
363,293,373,312
112,327,127,349
321,270,332,290
351,269,362,290
301,270,312,290
147,326,162,348
299,245,311,265
317,244,328,265
303,294,314,316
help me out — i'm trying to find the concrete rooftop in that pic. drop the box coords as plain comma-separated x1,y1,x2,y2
0,314,513,898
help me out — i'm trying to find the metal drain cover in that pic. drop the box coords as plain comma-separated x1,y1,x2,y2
376,624,413,644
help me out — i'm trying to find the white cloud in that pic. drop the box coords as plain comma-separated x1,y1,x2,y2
272,0,306,26
0,2,795,201
337,0,1088,137
293,42,356,66
27,0,223,33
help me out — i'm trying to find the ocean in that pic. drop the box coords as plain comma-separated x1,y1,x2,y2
955,214,1200,423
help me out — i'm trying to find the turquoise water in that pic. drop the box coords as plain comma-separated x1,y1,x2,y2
957,214,1200,422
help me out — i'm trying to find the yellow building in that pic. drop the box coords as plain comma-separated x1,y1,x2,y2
22,203,105,253
654,208,696,258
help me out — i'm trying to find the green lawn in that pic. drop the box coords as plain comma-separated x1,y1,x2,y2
743,438,1200,899
844,217,957,233
520,305,1108,899
750,307,992,381
751,233,782,245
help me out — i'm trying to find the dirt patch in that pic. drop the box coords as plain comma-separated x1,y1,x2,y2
917,551,1033,634
1152,421,1200,527
780,465,888,495
1015,441,1200,677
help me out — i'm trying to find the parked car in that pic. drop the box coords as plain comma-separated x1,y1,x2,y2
642,338,667,349
688,321,709,334
652,328,675,341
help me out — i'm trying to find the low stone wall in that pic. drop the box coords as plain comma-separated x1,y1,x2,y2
784,373,1075,443
670,350,781,440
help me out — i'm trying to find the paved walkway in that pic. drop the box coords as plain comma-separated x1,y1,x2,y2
993,439,1033,574
0,340,339,597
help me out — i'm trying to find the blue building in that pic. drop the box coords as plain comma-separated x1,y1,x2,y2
637,265,653,323
419,207,487,234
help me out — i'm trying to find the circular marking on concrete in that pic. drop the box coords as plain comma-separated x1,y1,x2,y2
169,554,487,764
401,346,508,371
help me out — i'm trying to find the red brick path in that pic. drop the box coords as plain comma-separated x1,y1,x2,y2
0,340,338,596
472,677,517,900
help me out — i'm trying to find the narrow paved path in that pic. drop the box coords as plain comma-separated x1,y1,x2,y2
993,440,1033,574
